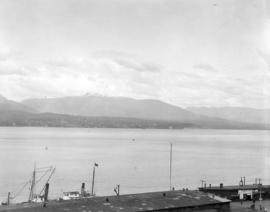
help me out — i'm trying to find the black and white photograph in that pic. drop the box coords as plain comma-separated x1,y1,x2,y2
0,0,270,211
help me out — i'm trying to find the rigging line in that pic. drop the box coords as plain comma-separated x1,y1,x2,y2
36,166,53,170
11,181,30,194
39,168,55,195
36,169,52,173
35,168,52,185
12,181,31,199
15,181,29,187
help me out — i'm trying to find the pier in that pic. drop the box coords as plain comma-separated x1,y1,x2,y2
199,183,270,201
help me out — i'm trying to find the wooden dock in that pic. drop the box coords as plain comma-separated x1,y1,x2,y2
199,183,270,201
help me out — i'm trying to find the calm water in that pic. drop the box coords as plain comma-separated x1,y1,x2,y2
0,127,269,203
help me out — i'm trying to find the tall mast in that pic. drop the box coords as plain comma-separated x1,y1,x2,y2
7,192,10,205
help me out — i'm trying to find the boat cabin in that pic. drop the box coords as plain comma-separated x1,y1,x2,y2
62,191,80,200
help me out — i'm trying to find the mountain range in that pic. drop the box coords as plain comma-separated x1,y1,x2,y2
0,94,269,129
187,107,270,125
0,94,35,113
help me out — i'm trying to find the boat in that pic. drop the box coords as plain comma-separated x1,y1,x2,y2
59,163,98,201
1,165,55,205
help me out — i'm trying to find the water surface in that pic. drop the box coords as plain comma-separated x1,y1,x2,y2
0,127,269,203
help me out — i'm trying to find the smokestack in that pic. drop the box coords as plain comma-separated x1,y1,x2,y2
81,183,85,196
44,183,49,202
220,183,223,189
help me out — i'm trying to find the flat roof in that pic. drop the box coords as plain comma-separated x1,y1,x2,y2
0,190,230,212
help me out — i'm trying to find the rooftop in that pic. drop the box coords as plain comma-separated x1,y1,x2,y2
0,190,230,212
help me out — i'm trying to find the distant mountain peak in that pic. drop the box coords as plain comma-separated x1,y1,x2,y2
0,94,7,102
84,92,107,97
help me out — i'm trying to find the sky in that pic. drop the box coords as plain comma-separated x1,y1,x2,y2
0,0,270,108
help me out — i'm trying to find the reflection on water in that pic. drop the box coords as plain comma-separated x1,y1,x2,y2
0,127,269,203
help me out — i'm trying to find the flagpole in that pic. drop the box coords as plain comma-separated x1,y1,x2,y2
91,165,95,196
170,143,172,190
91,163,98,196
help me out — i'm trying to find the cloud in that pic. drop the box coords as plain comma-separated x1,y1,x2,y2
178,71,205,80
0,53,8,61
44,58,76,68
257,50,270,71
0,46,12,61
0,47,269,108
114,58,161,73
92,50,162,73
0,46,30,76
92,50,136,59
0,54,161,101
0,60,26,76
193,64,218,72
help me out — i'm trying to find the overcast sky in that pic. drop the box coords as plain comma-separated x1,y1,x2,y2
0,0,270,108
